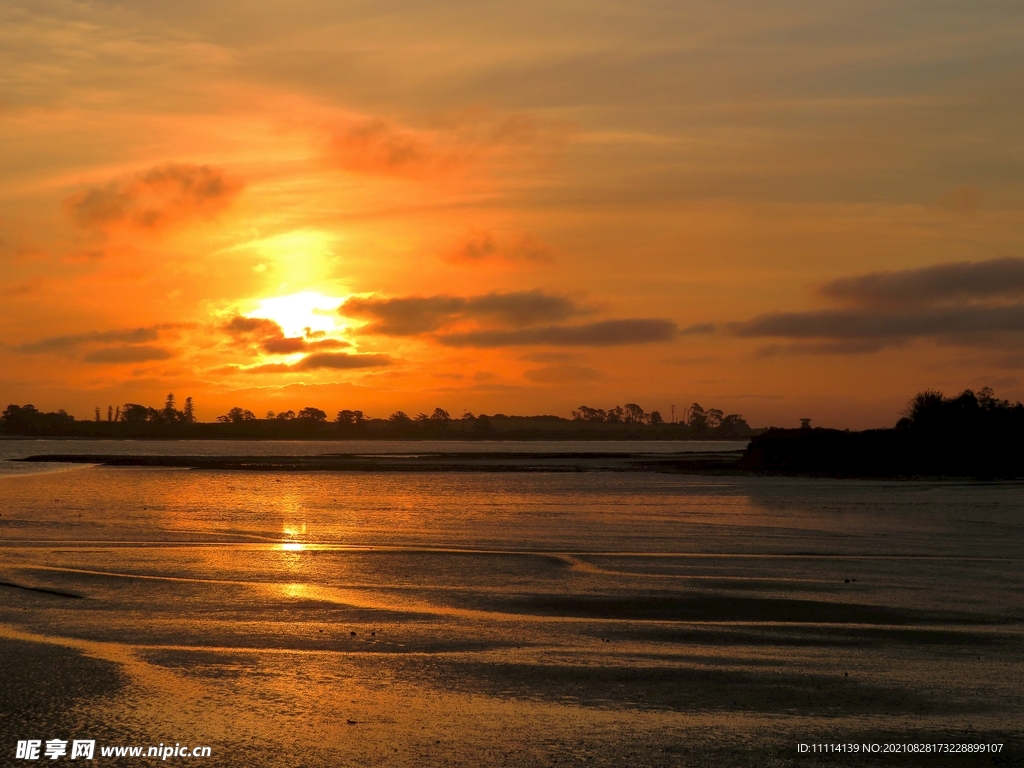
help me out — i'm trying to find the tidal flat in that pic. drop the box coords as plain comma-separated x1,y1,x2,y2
0,447,1022,766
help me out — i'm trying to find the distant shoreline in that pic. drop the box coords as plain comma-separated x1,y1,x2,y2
13,444,1024,480
12,450,746,474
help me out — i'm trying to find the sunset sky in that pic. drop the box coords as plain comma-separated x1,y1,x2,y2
2,0,1021,427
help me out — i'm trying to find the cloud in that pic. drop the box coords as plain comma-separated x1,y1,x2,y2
340,290,588,335
734,304,1024,342
82,345,175,363
680,322,716,334
327,112,566,180
438,318,679,347
66,163,242,230
730,259,1024,355
241,353,392,373
17,326,162,354
293,353,390,370
222,315,349,356
819,257,1024,307
329,119,440,177
444,230,555,265
261,336,350,355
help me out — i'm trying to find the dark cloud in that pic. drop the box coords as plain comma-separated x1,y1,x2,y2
734,304,1024,342
820,257,1024,307
66,163,242,230
438,319,679,347
242,353,391,373
293,353,390,370
341,290,588,335
223,315,350,356
18,327,162,354
83,345,175,363
224,316,280,336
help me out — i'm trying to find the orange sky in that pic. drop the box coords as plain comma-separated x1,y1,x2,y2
1,0,1022,428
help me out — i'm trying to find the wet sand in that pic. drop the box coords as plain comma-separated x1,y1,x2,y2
1,468,1022,766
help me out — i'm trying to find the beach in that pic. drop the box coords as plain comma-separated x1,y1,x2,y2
1,444,1022,766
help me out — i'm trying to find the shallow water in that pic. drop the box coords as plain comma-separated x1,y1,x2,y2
1,455,1022,766
0,438,748,478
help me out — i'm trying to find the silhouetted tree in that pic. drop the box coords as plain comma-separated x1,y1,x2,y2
649,410,663,425
1,404,74,435
335,409,365,426
471,414,496,436
623,403,645,424
107,405,113,422
606,406,624,424
217,407,256,423
687,403,708,435
122,403,158,423
182,397,195,424
94,407,101,422
297,407,327,422
718,413,752,438
572,406,606,422
275,410,295,420
162,393,179,423
706,408,724,428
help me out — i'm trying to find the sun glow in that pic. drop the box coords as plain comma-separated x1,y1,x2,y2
247,291,348,338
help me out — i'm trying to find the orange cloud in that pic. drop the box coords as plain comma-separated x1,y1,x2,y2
65,163,242,231
222,315,350,357
225,353,392,374
326,112,567,179
341,290,590,335
329,119,447,178
444,230,554,265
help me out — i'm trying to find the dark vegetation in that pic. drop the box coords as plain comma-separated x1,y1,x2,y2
741,387,1024,478
8,387,1021,478
1,395,751,440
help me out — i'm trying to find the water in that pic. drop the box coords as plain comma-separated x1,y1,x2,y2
0,438,748,478
1,444,1021,766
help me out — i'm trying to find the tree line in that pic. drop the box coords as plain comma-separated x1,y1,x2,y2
572,402,751,438
2,395,752,439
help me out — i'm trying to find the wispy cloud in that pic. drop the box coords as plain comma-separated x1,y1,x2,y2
438,318,679,347
443,230,554,265
66,163,242,231
341,290,590,335
83,345,175,363
17,326,163,354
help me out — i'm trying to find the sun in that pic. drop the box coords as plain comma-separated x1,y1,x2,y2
246,291,349,338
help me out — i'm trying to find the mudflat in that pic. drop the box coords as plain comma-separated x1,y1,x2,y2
1,466,1022,766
